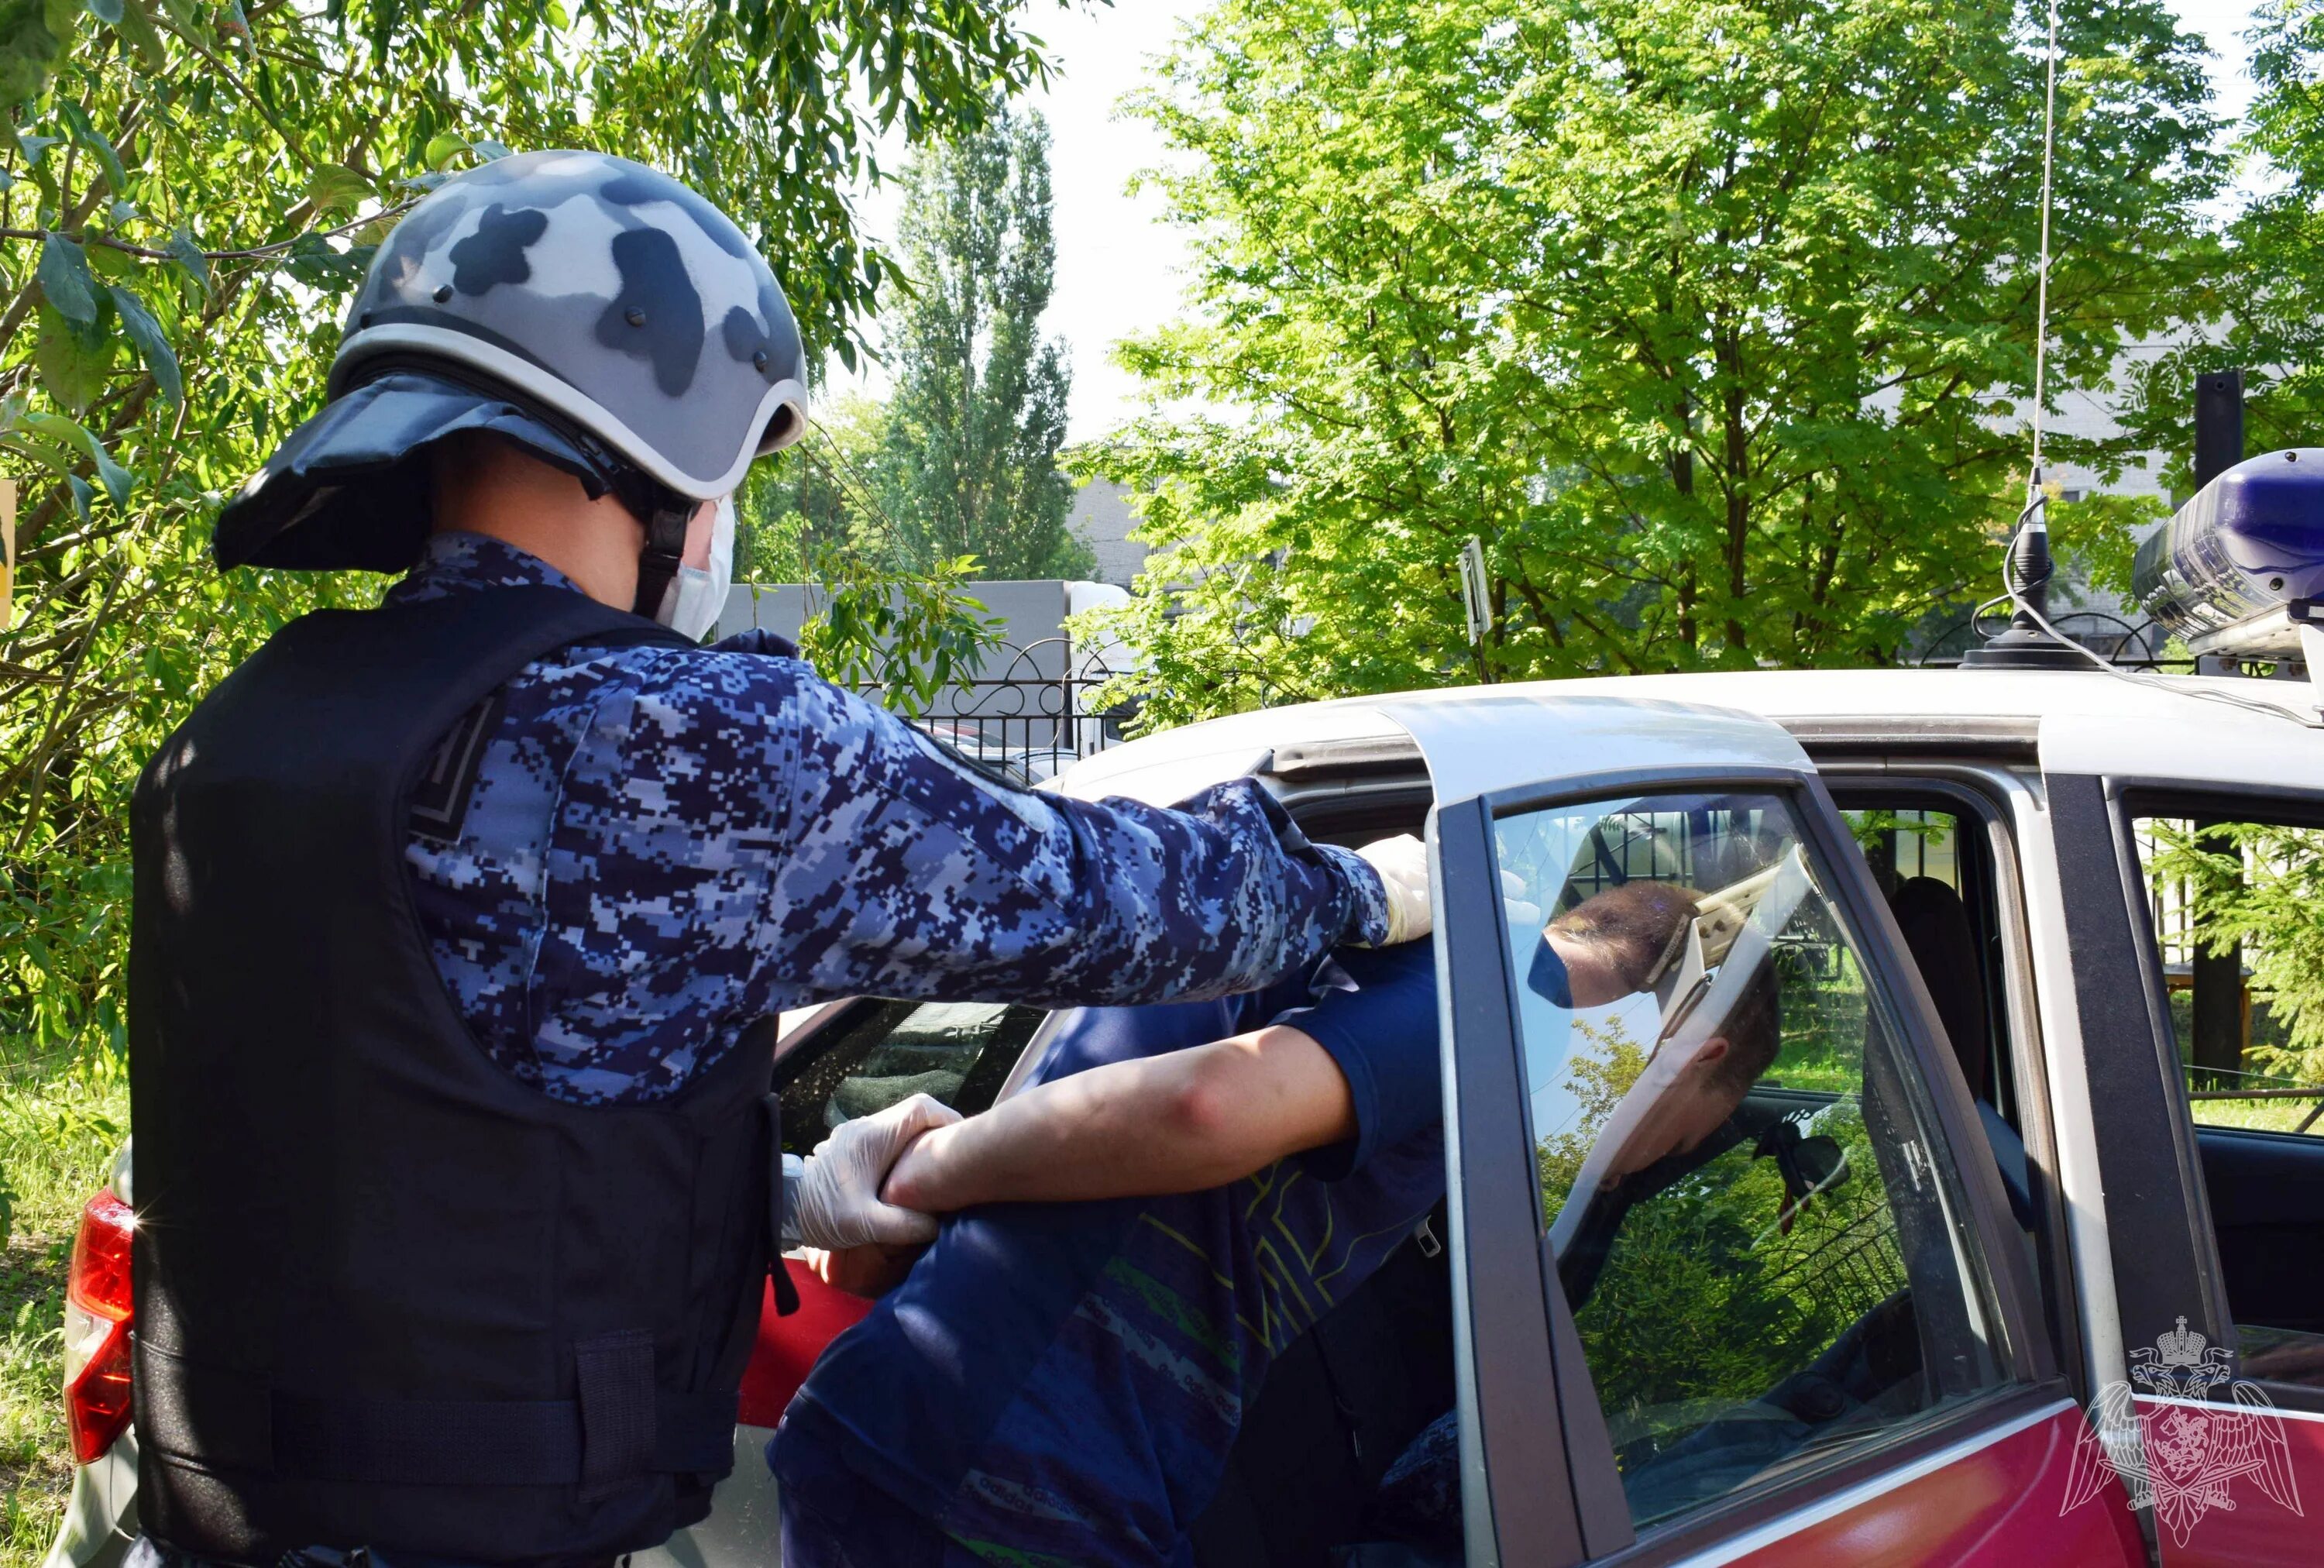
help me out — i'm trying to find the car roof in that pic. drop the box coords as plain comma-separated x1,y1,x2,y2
1057,667,2324,805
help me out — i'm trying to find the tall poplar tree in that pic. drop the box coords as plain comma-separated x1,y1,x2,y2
882,106,1088,579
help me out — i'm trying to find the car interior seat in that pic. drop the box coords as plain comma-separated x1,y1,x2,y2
1887,876,2032,1229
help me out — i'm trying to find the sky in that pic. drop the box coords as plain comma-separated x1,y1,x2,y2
834,0,2267,445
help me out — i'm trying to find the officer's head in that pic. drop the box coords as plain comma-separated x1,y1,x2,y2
1547,879,1697,1007
1609,959,1783,1178
214,151,806,627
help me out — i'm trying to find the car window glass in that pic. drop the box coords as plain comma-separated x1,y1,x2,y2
776,999,1047,1155
2133,813,2324,1387
1496,790,2015,1532
1847,806,1965,895
1838,805,2011,1116
2133,817,2324,1138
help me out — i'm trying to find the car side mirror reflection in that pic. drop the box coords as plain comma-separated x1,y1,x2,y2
1755,1119,1851,1213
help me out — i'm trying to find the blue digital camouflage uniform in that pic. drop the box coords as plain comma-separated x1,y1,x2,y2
391,530,1390,1106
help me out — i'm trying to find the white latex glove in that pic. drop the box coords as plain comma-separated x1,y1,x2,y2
792,1092,963,1251
1357,833,1432,945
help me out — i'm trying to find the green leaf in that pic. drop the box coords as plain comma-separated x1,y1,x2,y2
34,304,114,413
19,409,132,507
0,435,81,478
88,239,137,281
89,443,131,507
57,101,128,195
15,132,60,165
167,228,211,294
115,0,168,70
36,231,98,322
423,131,469,170
304,162,372,215
83,0,122,26
64,473,93,524
283,232,366,291
107,284,181,405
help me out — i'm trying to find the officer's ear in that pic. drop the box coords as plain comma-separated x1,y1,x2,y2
1683,1035,1731,1075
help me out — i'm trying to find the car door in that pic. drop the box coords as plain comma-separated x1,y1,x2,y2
1384,692,2142,1567
2039,708,2324,1568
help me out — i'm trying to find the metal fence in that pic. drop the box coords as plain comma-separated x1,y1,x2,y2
871,638,1138,788
1916,607,2188,669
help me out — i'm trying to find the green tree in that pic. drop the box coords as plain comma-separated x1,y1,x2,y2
738,391,904,579
2147,820,2324,1086
0,2,1075,1061
731,393,1006,717
1084,0,2219,727
2110,0,2324,485
883,104,1088,579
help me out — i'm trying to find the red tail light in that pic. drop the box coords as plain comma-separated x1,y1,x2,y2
64,1189,135,1464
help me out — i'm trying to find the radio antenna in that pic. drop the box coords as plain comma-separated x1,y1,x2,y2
2030,0,2058,478
1961,0,2309,720
1961,0,2083,669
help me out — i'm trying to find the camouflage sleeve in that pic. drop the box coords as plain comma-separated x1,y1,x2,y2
768,663,1391,1007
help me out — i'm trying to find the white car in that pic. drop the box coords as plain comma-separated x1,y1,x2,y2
52,658,2324,1567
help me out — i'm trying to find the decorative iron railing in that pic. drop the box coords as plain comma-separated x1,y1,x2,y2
859,638,1138,788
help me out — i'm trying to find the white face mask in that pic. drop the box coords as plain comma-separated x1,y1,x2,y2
659,496,735,642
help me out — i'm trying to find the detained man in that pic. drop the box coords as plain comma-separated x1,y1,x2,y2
769,882,1706,1567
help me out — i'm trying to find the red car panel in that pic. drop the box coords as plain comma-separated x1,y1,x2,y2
1724,1405,2145,1567
737,1259,872,1428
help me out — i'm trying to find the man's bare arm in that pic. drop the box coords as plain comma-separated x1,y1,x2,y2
879,1024,1357,1215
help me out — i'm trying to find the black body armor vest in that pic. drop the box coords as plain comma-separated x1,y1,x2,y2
129,587,779,1564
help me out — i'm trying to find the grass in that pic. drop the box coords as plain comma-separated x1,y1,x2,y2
2190,1097,2324,1136
0,1044,129,1568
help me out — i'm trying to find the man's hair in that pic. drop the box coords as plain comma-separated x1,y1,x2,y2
1705,959,1783,1094
1550,879,1697,989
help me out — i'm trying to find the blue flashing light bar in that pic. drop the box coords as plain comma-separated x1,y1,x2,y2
2133,448,2324,659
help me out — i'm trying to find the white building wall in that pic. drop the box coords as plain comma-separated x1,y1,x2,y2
1068,478,1149,588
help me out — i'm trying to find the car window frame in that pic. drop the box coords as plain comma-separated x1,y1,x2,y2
1819,765,2092,1400
1435,761,2061,1567
2101,775,2324,1415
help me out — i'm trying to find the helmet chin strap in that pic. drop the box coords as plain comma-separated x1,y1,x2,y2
628,491,695,622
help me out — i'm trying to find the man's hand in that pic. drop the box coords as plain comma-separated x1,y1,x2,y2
1358,833,1432,944
792,1092,961,1250
804,1243,924,1300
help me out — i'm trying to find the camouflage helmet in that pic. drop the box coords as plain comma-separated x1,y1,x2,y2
216,150,806,579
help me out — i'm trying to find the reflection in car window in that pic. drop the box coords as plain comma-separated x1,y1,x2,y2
2135,813,2324,1387
2136,817,2324,1139
1497,792,2013,1531
777,999,1046,1155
